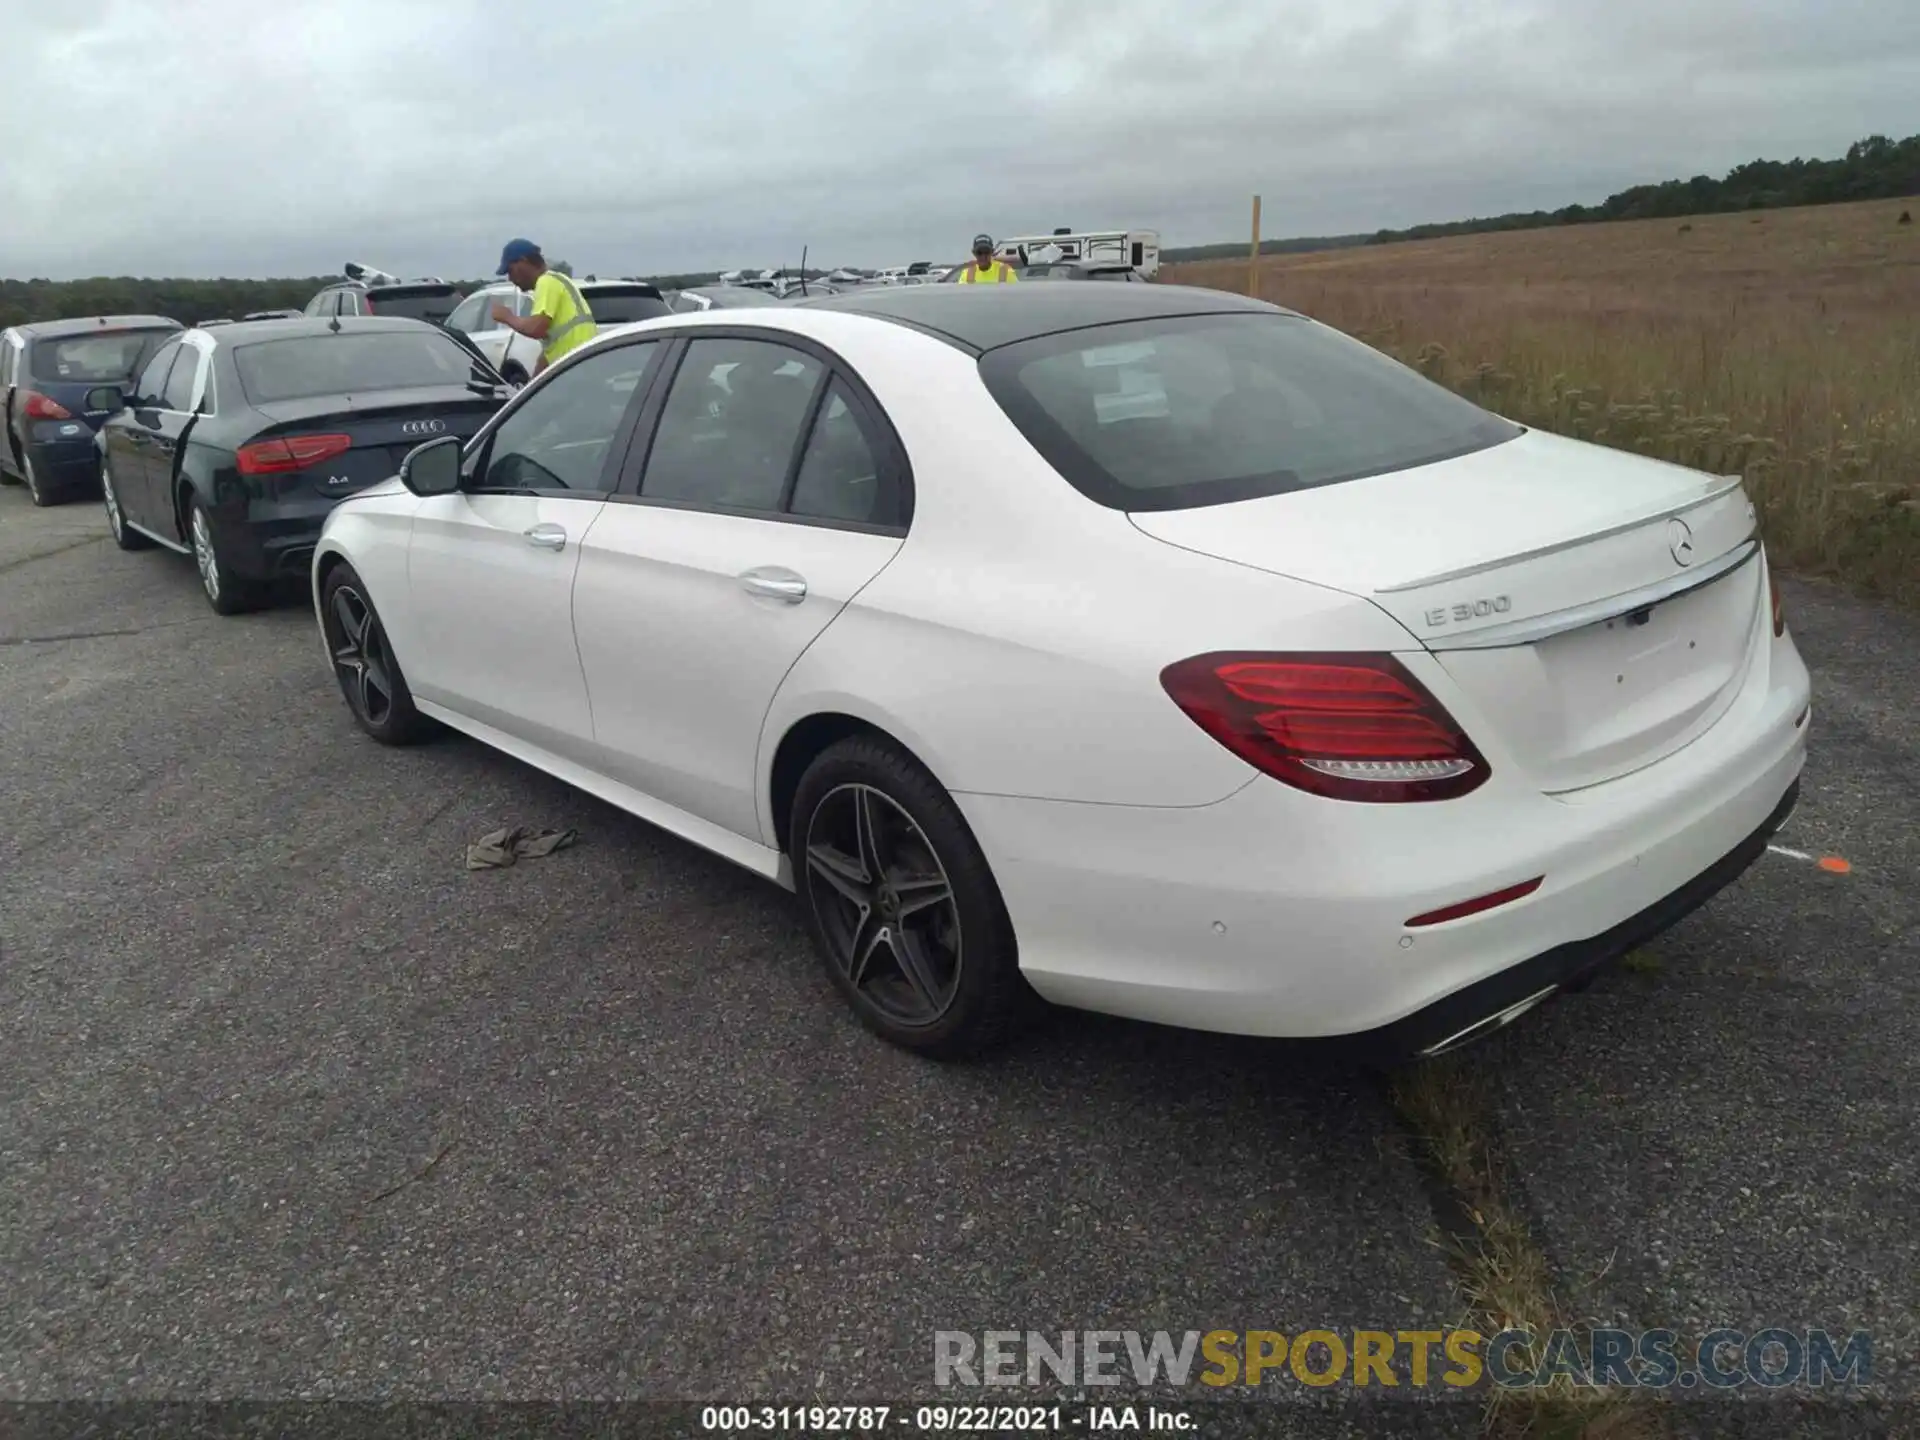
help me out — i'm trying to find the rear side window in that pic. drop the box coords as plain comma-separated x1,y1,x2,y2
30,329,177,384
641,337,823,513
233,331,488,403
978,313,1522,512
366,288,462,324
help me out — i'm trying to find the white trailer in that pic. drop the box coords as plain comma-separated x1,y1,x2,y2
995,229,1161,278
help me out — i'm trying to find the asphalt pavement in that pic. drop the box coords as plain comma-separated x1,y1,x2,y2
0,489,1463,1428
1,484,1911,1428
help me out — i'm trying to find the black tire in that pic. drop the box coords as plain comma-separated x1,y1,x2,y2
100,455,152,550
23,450,59,507
790,736,1035,1059
186,491,262,614
319,562,430,745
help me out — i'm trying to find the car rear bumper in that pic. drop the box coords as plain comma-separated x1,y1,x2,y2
210,493,339,581
955,631,1812,1059
25,432,103,495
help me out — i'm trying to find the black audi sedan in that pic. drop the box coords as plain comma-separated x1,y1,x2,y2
93,316,510,614
1,315,182,505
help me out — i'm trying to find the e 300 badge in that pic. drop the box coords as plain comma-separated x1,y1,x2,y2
1425,595,1512,627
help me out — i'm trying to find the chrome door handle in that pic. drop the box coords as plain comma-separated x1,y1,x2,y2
524,523,567,551
739,567,807,603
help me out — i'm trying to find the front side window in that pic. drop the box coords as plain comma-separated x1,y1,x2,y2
161,349,200,411
474,341,658,494
978,312,1523,512
640,337,823,513
133,341,183,406
445,293,491,334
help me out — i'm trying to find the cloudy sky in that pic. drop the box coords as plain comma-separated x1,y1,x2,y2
3,0,1917,281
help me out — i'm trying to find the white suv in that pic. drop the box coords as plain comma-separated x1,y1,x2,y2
443,278,671,383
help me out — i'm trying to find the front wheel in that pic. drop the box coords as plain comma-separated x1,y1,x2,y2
790,737,1034,1059
319,563,430,745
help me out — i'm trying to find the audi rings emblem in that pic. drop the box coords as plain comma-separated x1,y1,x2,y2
401,419,447,437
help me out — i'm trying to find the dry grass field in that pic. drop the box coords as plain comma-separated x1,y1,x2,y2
1166,196,1920,606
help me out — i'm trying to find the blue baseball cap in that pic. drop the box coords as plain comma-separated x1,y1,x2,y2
496,238,541,274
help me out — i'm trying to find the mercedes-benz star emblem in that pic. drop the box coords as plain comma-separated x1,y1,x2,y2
401,419,446,437
1667,516,1696,567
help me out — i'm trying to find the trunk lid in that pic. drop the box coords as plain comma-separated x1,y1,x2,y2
1128,428,1767,793
249,387,503,496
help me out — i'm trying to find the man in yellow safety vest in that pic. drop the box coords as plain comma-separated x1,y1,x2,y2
489,238,597,376
956,234,1021,283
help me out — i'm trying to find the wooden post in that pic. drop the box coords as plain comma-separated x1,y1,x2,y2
1248,194,1262,298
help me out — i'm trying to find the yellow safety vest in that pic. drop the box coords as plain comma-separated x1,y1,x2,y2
534,271,597,362
957,259,1019,283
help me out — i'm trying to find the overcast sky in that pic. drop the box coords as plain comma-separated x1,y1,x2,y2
3,0,1917,281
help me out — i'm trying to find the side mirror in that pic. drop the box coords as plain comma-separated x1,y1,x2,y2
86,385,129,412
398,434,464,496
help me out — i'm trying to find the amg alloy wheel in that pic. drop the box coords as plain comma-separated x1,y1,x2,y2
791,737,1032,1058
102,458,151,550
805,783,964,1027
320,564,429,745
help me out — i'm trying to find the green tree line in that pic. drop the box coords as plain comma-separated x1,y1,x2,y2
0,275,334,330
1365,133,1920,244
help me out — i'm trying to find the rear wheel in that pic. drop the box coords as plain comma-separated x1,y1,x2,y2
101,456,152,550
23,451,56,507
790,737,1034,1059
187,494,261,615
320,563,429,745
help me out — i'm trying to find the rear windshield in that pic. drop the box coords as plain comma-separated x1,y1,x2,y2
584,290,671,324
233,330,488,404
365,287,462,324
977,312,1522,512
30,329,177,384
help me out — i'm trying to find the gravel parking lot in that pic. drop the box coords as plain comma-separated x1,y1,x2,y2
1,485,1912,1429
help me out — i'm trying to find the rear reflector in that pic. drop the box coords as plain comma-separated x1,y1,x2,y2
1159,652,1489,802
1405,877,1543,928
1769,569,1785,637
22,391,73,421
236,432,354,475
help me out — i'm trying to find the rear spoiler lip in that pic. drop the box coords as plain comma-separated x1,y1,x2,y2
1374,475,1749,594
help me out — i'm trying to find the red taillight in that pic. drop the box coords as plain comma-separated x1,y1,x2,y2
1769,571,1785,637
236,433,354,475
22,391,73,421
1405,877,1543,928
1159,652,1490,802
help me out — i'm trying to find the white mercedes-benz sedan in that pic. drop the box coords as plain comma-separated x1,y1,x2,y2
310,283,1811,1062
